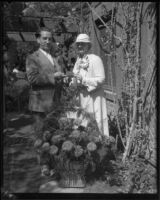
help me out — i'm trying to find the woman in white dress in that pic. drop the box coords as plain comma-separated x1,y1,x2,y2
72,33,109,136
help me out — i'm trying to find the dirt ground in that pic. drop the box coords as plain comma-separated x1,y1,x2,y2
3,112,124,193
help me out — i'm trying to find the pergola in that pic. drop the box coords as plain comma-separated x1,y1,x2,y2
4,15,78,43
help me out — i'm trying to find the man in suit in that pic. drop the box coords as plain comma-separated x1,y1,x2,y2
26,27,64,138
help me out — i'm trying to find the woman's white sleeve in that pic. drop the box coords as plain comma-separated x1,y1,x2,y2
73,60,79,74
82,56,105,89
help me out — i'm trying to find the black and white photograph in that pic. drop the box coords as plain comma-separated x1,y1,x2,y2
1,1,158,198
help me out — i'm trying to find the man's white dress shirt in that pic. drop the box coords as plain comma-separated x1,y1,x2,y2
40,48,54,65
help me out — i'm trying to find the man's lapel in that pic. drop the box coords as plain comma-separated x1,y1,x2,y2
37,49,56,73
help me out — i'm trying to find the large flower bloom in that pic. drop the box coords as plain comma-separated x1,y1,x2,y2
74,145,83,158
69,130,81,139
51,134,63,145
49,145,58,155
43,130,52,141
87,142,97,152
34,138,43,148
42,142,50,152
62,140,74,152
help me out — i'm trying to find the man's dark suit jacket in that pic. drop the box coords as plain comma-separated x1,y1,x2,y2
26,49,61,113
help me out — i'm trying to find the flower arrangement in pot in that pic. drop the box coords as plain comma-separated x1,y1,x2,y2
34,107,116,188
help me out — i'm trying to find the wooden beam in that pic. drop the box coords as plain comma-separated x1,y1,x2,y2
19,32,25,42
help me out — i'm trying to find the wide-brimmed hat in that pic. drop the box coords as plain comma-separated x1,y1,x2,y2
75,33,91,43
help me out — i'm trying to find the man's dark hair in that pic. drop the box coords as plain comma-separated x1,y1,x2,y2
35,27,53,38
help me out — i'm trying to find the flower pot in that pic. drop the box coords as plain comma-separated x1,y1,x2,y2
60,161,86,188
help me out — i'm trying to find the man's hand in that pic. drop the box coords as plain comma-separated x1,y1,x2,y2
54,72,64,78
63,77,69,83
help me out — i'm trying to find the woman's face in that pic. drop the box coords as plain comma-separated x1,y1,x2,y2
75,42,90,57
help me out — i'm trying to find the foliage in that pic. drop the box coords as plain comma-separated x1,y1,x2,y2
1,187,16,200
126,156,156,193
4,69,29,112
115,155,157,193
102,125,157,193
16,42,39,71
22,2,90,33
100,152,157,193
108,109,126,151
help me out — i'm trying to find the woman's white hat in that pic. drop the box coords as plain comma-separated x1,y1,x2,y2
75,33,91,43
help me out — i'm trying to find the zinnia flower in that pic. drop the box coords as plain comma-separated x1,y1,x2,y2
34,139,43,148
69,130,81,139
42,142,50,152
62,140,74,152
87,142,97,152
49,145,58,155
74,145,83,157
51,135,63,145
43,130,52,142
41,165,50,176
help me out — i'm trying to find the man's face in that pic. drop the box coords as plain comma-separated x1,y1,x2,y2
37,31,52,51
76,42,89,57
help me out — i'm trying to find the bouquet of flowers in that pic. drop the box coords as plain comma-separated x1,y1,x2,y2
34,107,116,179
